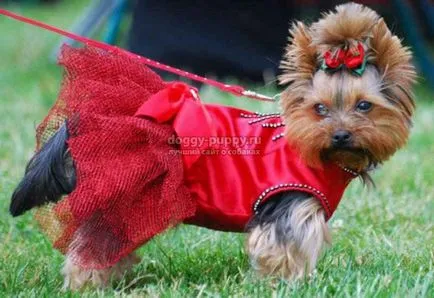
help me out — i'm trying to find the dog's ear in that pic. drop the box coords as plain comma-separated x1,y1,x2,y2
279,22,317,111
279,22,316,87
369,18,417,119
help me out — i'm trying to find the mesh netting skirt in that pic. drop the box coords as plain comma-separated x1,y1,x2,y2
34,45,195,269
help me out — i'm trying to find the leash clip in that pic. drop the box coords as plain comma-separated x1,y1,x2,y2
241,90,280,102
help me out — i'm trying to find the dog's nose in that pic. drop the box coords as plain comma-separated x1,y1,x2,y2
332,130,352,147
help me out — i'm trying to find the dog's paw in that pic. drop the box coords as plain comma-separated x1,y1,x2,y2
62,253,140,291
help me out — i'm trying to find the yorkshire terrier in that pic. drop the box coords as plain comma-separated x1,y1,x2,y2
10,3,416,290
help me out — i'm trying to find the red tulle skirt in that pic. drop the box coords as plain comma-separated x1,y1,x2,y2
35,45,195,269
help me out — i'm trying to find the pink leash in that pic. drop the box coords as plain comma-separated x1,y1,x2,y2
0,9,277,102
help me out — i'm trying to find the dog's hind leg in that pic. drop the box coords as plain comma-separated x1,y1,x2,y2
246,192,330,280
62,252,140,290
61,212,141,290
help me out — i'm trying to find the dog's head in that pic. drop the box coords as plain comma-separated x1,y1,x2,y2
279,3,416,174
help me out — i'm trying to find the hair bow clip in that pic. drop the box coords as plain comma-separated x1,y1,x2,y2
321,42,367,76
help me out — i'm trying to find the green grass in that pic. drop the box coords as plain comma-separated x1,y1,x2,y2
0,2,433,297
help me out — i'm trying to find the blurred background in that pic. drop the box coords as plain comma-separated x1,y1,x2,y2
0,2,432,295
1,0,433,88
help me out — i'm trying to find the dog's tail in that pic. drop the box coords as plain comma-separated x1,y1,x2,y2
10,123,76,217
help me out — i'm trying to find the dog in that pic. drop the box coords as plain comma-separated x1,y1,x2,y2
10,3,416,290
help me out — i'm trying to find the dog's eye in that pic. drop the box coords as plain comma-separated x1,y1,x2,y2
314,103,329,116
356,101,373,112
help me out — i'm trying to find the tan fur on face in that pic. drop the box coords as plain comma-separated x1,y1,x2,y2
246,197,330,279
283,66,410,170
278,3,416,171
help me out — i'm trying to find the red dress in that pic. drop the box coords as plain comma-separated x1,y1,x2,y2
35,45,354,269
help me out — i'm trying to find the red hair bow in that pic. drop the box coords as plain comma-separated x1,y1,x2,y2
322,43,366,76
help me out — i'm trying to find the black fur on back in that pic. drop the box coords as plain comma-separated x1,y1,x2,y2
10,123,76,217
246,191,312,244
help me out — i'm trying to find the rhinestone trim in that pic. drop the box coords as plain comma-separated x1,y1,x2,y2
262,122,285,128
337,164,359,176
240,111,286,142
254,112,281,117
272,133,284,141
247,115,282,124
240,112,281,118
240,113,256,118
253,183,331,215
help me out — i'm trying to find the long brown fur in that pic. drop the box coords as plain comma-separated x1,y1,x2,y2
311,3,379,51
369,19,416,120
278,2,416,172
247,198,330,280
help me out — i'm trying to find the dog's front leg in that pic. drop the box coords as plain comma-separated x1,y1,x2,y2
246,192,330,280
